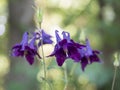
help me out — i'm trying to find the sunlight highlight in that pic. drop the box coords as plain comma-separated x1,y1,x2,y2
0,24,5,36
0,55,10,77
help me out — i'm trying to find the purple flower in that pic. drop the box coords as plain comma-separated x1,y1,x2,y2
48,30,84,66
80,39,101,71
35,29,53,47
12,32,41,65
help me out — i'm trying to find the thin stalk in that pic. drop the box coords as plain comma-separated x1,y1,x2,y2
65,63,68,83
111,66,117,90
70,63,77,77
41,38,47,90
64,63,77,90
64,63,68,90
41,40,53,90
46,80,53,90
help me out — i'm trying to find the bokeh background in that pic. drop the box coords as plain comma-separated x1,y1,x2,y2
0,0,120,90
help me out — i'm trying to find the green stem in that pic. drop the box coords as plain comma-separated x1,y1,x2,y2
70,63,77,77
41,39,53,90
64,63,68,90
64,63,68,83
46,79,53,90
111,66,117,90
64,63,77,90
41,38,47,90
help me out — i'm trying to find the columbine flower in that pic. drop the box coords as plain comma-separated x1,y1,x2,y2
35,29,53,47
80,39,101,71
48,30,84,66
12,32,40,65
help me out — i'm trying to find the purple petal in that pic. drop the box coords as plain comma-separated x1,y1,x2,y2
67,44,81,62
70,40,85,48
38,39,53,46
59,39,67,46
41,30,52,38
25,46,37,56
12,45,24,57
38,30,53,46
81,57,89,71
33,32,41,39
25,54,34,65
24,46,37,65
12,44,21,49
89,54,101,63
78,48,86,58
20,32,29,50
62,31,70,41
29,38,36,50
93,50,101,54
55,30,61,43
55,48,67,66
85,38,93,56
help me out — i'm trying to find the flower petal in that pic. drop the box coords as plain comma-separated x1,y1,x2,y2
25,54,34,65
89,54,100,63
38,30,53,46
12,45,24,57
81,57,89,71
85,38,93,56
67,44,81,62
20,32,29,50
55,48,67,66
55,30,61,43
62,31,70,41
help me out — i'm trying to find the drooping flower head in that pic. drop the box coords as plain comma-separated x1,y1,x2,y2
48,30,84,66
12,32,41,65
12,32,28,57
80,39,101,71
35,29,53,47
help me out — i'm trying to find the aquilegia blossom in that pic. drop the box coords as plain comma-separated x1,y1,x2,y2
35,29,53,47
80,39,101,71
48,30,84,66
12,32,41,65
11,29,101,71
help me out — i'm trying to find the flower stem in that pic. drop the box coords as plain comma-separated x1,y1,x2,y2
64,63,77,90
65,63,68,82
111,66,117,90
41,38,47,90
70,63,77,77
64,63,68,90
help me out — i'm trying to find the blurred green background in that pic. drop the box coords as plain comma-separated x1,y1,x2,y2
0,0,120,90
